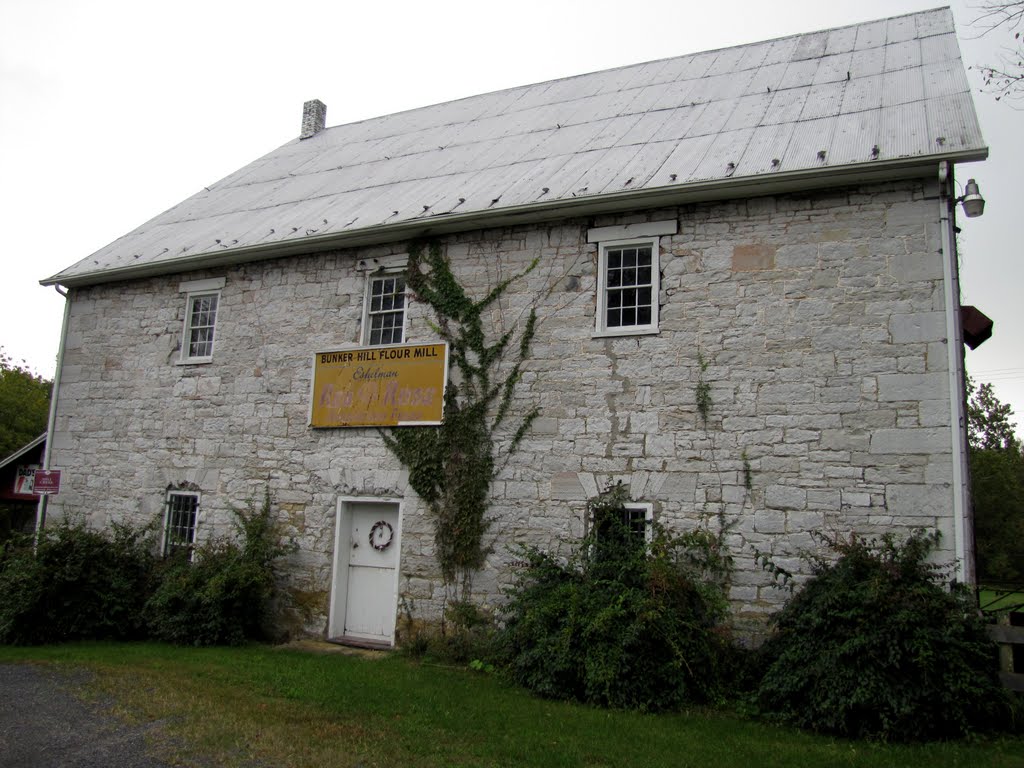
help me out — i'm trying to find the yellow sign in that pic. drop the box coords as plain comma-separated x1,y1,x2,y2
310,343,448,427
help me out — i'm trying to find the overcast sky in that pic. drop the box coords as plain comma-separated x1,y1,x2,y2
2,0,1021,430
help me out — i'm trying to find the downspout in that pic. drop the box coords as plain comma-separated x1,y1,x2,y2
937,161,974,584
35,285,71,541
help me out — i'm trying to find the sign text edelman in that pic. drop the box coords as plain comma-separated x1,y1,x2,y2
311,343,448,427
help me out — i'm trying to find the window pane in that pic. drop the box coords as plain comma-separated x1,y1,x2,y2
165,493,198,556
367,275,406,346
601,242,657,332
592,505,649,544
186,293,218,359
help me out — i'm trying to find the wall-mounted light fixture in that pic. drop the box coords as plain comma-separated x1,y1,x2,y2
957,178,985,218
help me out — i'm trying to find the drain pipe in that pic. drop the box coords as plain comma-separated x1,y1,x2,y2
937,161,974,584
35,285,71,541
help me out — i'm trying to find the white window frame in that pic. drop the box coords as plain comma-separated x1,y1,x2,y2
594,236,661,337
361,269,408,347
178,277,225,364
162,490,200,557
621,502,655,543
590,501,655,544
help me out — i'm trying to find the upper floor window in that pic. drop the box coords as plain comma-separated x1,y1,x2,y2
163,490,199,557
588,221,675,338
185,293,219,359
595,238,661,336
178,277,225,363
364,274,406,346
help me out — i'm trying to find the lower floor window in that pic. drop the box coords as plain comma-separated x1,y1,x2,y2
620,504,653,540
164,491,199,556
593,501,653,543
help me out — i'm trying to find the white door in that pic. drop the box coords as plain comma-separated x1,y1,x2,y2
329,500,401,645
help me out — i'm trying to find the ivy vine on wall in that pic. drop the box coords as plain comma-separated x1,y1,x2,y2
380,241,539,600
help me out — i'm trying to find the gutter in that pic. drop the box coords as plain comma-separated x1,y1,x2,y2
35,286,71,540
42,149,987,289
937,160,974,584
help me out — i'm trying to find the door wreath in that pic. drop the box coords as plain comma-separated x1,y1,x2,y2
369,520,394,551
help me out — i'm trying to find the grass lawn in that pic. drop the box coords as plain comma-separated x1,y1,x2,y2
979,587,1024,614
0,642,1021,768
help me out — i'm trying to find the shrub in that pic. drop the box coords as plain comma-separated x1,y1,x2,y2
0,502,36,546
496,484,733,712
145,490,292,646
755,530,1014,741
0,518,155,644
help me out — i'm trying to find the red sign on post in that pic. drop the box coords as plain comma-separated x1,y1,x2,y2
33,469,61,495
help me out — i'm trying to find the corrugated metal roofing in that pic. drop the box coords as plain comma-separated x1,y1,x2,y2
45,6,986,286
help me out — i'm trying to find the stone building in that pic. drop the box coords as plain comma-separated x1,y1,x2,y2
40,7,988,644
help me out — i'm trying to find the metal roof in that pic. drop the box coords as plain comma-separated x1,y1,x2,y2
44,6,986,287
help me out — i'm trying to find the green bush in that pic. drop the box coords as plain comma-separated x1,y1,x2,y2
0,518,155,644
0,502,36,546
755,530,1014,741
496,484,733,712
145,491,292,646
0,490,293,648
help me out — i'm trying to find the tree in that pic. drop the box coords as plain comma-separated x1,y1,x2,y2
0,348,51,459
971,2,1024,103
967,376,1020,451
966,375,1024,585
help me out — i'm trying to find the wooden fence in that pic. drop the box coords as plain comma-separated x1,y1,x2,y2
987,612,1024,692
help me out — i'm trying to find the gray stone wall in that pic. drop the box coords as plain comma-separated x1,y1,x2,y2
48,177,957,637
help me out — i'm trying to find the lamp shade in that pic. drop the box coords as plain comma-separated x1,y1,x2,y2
961,178,985,218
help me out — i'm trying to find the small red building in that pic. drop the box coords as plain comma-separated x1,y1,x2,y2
0,433,45,536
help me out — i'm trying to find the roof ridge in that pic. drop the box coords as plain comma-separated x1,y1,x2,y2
313,6,956,136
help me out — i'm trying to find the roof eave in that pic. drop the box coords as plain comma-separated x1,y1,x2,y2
43,148,987,289
0,432,47,470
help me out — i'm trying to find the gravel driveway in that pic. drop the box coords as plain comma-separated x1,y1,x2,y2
0,663,180,768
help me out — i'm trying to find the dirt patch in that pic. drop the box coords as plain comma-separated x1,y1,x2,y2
277,638,389,659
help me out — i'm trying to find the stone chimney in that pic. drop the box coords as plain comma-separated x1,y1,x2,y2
300,99,327,139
